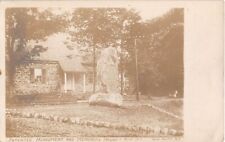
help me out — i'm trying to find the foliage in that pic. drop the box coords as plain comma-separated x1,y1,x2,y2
125,8,184,96
5,8,184,97
69,8,141,52
5,8,68,85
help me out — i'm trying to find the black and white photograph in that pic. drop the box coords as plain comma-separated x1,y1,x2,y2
0,1,224,142
5,6,184,137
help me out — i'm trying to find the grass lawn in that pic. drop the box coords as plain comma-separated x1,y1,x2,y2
6,98,183,137
7,117,150,137
149,98,183,117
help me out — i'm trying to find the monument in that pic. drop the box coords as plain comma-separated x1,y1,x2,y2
88,46,123,107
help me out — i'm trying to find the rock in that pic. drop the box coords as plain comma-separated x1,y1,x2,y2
153,126,161,135
62,117,69,123
89,93,123,107
127,126,133,131
98,121,105,127
104,122,111,128
112,123,117,129
43,115,50,120
6,111,10,115
161,128,169,135
30,112,35,117
96,46,120,93
12,111,18,116
132,126,139,131
89,46,123,107
75,117,81,124
49,115,54,121
117,124,124,129
34,113,41,118
93,121,100,127
25,112,32,118
176,130,184,136
122,124,129,130
86,120,93,126
57,117,64,122
80,121,86,125
41,114,47,119
13,112,22,117
180,130,184,135
10,111,15,116
141,126,148,132
70,117,76,123
147,126,154,133
169,129,177,135
23,112,31,118
53,116,58,121
40,113,45,119
140,126,147,132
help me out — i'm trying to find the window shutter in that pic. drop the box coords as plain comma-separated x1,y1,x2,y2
30,68,34,83
42,69,46,83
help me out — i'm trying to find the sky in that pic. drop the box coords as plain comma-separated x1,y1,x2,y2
39,6,174,22
134,7,173,21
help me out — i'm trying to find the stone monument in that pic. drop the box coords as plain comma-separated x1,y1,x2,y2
88,46,123,107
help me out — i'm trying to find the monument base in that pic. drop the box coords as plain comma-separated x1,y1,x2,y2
88,93,123,107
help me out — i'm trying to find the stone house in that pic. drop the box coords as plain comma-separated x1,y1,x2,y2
13,33,97,96
14,58,93,96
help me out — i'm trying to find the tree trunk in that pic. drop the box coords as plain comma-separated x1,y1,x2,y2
6,36,16,98
93,44,96,93
134,39,139,101
120,52,123,95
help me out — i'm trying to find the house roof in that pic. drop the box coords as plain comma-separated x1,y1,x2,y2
28,33,93,73
59,57,93,73
31,55,93,73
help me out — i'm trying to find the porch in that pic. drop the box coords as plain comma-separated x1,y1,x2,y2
63,72,93,94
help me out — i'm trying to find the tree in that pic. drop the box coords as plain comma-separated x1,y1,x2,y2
70,8,141,93
5,8,68,93
126,8,184,97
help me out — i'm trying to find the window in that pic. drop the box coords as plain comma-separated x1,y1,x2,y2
30,68,46,83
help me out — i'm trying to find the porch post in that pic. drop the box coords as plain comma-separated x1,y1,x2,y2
83,73,86,93
123,72,126,94
72,73,75,91
64,72,67,93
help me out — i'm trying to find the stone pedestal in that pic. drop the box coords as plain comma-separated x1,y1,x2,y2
89,93,123,107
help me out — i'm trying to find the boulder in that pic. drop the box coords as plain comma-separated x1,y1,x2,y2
89,93,123,107
96,46,120,93
89,46,123,107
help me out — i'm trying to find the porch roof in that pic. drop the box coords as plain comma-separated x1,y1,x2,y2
59,57,92,73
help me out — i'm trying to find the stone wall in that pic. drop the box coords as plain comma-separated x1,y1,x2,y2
14,61,63,96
